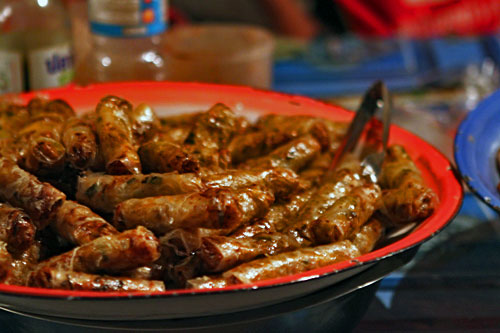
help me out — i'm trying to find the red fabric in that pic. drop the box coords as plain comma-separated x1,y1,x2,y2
336,0,500,37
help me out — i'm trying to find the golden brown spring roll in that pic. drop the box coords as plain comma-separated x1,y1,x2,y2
17,110,68,175
200,232,300,273
30,267,165,292
32,226,160,275
227,130,294,165
95,95,141,175
51,200,118,245
378,145,438,224
202,167,303,198
292,183,382,245
257,114,348,152
76,172,204,214
0,203,36,254
0,158,66,229
127,103,160,144
350,218,384,254
139,140,200,174
188,240,361,288
230,188,315,237
62,116,99,170
289,168,365,231
114,187,274,234
191,103,239,168
243,135,321,172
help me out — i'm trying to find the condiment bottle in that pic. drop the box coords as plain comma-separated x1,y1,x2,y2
0,0,74,93
80,0,168,84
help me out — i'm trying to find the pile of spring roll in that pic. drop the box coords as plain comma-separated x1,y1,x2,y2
0,95,438,292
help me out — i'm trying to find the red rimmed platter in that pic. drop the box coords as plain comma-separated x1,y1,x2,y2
0,82,463,320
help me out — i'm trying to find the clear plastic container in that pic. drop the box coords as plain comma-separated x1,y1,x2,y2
163,24,275,89
77,0,168,85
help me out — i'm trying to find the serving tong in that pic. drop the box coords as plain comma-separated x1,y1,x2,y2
330,80,391,181
330,81,418,243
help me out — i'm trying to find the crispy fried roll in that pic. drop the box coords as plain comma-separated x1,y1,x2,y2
0,203,36,253
188,240,360,288
139,140,200,174
127,103,161,144
350,218,384,254
227,130,293,165
30,267,165,292
200,232,300,273
203,167,303,198
288,168,365,230
76,172,204,214
243,135,321,172
378,145,438,224
95,95,141,174
0,242,13,283
114,187,274,234
191,103,239,167
231,188,315,237
0,158,66,229
62,117,99,170
52,200,118,245
292,183,382,245
32,226,160,275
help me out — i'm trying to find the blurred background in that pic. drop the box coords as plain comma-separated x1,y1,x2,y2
2,0,500,331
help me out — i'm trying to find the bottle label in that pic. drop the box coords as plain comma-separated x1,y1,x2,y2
0,50,24,94
89,0,167,37
28,43,74,91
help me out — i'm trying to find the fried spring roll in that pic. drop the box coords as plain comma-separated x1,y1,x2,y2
292,183,382,245
0,158,66,229
127,103,160,144
30,267,165,292
200,232,300,273
188,240,361,288
114,187,274,234
95,95,141,174
243,135,321,172
0,203,36,253
227,130,293,165
76,172,204,214
202,167,303,198
139,140,200,174
191,103,239,167
32,226,160,274
379,145,438,224
231,188,315,237
258,115,349,151
290,168,365,229
350,218,384,254
17,112,68,175
52,200,118,245
62,117,99,170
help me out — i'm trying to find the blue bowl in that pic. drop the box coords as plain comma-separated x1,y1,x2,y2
455,89,500,212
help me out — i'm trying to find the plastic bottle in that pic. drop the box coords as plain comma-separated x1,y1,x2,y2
0,0,74,93
80,0,168,84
